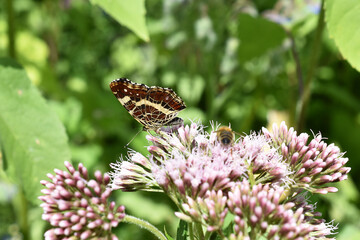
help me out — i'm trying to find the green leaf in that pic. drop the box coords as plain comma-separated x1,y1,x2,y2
325,0,360,72
91,0,149,42
237,14,286,62
0,63,70,204
164,226,174,240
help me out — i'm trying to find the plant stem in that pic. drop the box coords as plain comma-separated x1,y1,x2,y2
250,227,257,239
189,223,194,240
245,161,255,186
285,28,303,126
204,231,212,239
285,29,304,97
16,190,29,240
6,0,16,58
122,215,167,240
296,0,325,131
195,222,205,240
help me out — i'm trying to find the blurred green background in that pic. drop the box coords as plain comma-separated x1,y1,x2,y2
1,0,360,239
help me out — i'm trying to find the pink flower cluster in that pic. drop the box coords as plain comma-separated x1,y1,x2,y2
263,122,350,193
39,161,125,240
108,121,349,239
227,180,334,239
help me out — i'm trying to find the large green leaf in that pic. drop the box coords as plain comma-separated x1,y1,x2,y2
0,63,71,204
237,14,286,63
325,0,360,72
91,0,149,42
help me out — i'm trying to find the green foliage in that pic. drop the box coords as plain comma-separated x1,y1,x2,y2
0,63,70,204
237,14,287,62
0,0,360,239
325,0,360,71
91,0,149,41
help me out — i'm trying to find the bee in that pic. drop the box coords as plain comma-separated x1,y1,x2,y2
216,126,235,146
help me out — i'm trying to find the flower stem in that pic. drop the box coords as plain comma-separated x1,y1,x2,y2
296,0,325,131
250,228,257,239
204,231,212,239
194,222,205,240
122,215,167,240
245,161,256,186
189,223,195,240
14,190,29,240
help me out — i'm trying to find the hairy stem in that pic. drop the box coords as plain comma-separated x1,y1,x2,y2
123,215,167,240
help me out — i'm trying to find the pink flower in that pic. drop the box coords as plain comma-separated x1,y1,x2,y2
262,122,350,193
39,161,125,240
109,121,349,239
227,180,335,239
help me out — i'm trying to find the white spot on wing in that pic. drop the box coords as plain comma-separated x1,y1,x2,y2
112,79,185,129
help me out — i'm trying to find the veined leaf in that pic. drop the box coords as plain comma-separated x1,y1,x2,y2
0,63,71,204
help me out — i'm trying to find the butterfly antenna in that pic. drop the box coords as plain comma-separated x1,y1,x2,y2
124,128,143,149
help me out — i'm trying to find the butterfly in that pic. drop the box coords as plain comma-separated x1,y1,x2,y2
110,78,186,131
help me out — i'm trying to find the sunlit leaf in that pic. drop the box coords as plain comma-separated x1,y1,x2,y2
325,0,360,72
91,0,149,42
0,63,70,204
